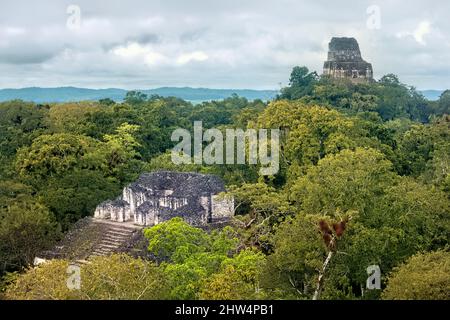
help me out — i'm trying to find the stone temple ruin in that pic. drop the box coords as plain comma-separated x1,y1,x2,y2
94,171,234,227
323,37,373,83
35,171,234,264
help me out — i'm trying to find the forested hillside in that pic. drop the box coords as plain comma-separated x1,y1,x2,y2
0,87,278,103
1,68,449,300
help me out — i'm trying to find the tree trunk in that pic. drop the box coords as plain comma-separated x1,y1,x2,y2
312,249,334,300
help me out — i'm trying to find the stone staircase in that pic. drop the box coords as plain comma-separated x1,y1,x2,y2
90,219,142,258
38,217,144,263
91,220,140,256
37,215,229,265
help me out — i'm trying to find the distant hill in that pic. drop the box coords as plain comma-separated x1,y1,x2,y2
0,87,278,103
0,86,442,103
420,90,444,101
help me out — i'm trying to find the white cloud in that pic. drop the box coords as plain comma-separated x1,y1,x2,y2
138,16,165,28
413,21,431,45
112,42,168,66
176,51,208,65
144,52,168,66
5,27,26,36
113,44,209,67
0,0,449,89
113,43,151,58
396,20,432,45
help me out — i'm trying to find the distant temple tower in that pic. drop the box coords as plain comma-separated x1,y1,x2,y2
323,37,373,83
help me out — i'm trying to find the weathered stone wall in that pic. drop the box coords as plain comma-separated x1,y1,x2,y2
95,200,130,222
211,195,234,221
123,187,147,217
94,204,111,220
94,171,234,227
110,205,130,222
158,195,188,209
199,196,211,220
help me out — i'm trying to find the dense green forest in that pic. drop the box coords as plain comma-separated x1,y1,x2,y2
0,67,449,300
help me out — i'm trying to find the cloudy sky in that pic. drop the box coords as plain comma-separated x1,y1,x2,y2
0,0,449,90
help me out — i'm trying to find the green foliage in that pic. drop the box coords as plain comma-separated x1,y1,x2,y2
38,170,119,227
437,90,450,115
144,217,212,263
124,91,148,105
188,95,245,128
101,122,144,182
265,147,449,299
290,148,395,215
394,117,449,176
0,70,448,301
4,260,75,300
143,218,266,299
0,93,266,278
200,249,266,299
0,200,59,273
13,129,140,229
228,182,293,251
47,102,101,134
382,250,450,300
0,181,58,274
0,100,48,158
263,214,325,299
279,66,319,99
281,67,437,122
81,254,169,300
4,254,169,300
256,100,392,184
423,139,450,192
15,133,100,182
350,93,378,112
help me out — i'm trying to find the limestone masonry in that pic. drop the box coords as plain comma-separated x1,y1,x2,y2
323,37,373,83
94,171,234,226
